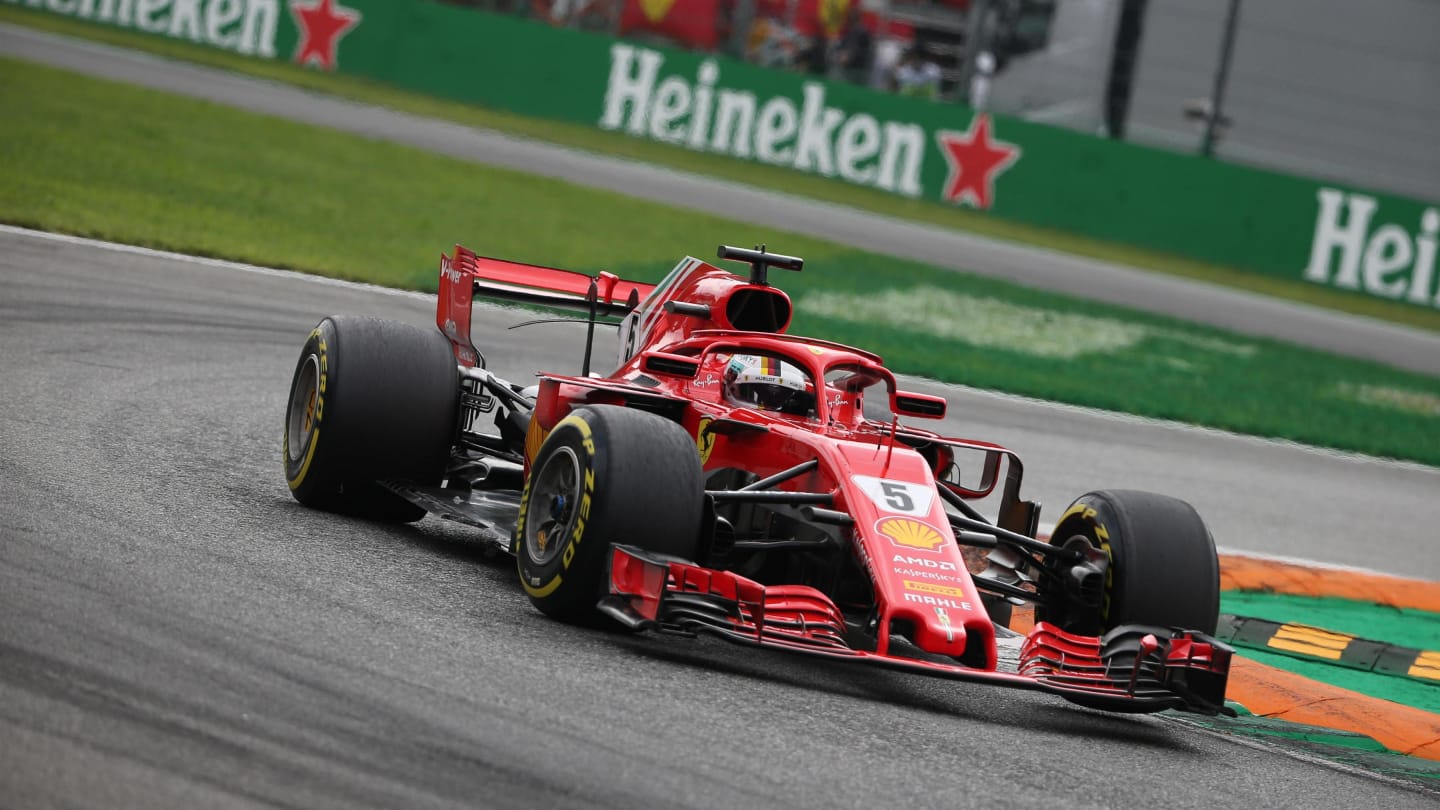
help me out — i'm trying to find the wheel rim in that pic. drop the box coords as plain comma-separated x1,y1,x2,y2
1045,533,1106,634
286,355,321,463
525,446,582,565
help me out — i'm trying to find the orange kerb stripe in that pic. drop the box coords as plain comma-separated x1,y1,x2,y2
1218,554,1440,612
1227,656,1440,761
1010,605,1034,635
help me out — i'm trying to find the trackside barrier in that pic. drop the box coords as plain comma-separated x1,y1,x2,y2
10,0,1437,310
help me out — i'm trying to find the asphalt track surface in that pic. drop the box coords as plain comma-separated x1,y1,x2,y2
4,22,1440,379
3,228,1438,808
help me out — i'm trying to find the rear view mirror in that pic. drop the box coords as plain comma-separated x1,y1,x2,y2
940,446,1002,498
892,390,947,419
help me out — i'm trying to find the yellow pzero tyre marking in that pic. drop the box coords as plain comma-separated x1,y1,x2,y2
286,333,327,490
554,412,596,448
287,428,321,490
1055,503,1111,621
1057,504,1098,523
1094,522,1112,621
520,411,596,600
522,574,563,598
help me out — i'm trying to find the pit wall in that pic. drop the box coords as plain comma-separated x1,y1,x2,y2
11,0,1438,310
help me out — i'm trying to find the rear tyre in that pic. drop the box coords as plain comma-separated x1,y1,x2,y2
1037,489,1219,635
516,405,704,623
284,316,459,522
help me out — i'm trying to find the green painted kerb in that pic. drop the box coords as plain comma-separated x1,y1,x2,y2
1219,592,1440,715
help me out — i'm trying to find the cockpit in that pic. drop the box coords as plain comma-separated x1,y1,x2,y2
684,341,910,429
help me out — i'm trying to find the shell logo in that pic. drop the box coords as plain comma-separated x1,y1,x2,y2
876,517,945,551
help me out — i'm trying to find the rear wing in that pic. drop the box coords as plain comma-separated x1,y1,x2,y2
437,245,657,368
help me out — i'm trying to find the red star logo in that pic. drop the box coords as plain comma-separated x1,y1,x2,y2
290,0,361,71
935,114,1021,209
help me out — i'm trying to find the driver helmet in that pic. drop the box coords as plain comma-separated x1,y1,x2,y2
724,354,808,412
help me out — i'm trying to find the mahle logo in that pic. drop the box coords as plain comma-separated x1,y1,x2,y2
600,43,926,198
1303,188,1440,307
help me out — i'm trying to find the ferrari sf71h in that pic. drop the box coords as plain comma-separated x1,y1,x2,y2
283,244,1232,715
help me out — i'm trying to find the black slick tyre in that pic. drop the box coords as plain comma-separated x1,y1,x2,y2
283,316,459,522
1037,489,1220,635
516,405,704,623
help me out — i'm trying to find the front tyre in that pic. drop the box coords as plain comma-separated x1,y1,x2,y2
517,405,704,623
284,316,459,522
1037,489,1219,636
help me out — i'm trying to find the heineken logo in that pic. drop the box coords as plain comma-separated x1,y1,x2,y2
598,44,1021,208
1303,188,1440,307
601,43,928,198
8,0,361,69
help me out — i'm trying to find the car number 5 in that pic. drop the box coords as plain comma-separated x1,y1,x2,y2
881,481,914,511
853,476,934,517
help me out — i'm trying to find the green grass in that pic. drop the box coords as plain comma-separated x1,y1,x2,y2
0,57,843,282
5,4,1440,336
5,56,1440,466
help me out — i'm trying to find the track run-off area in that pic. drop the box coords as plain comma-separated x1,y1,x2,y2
2,18,1438,805
2,227,1437,807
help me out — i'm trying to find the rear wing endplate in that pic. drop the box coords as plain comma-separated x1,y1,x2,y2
437,245,657,368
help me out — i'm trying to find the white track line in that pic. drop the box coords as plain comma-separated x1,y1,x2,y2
0,223,435,302
1210,547,1423,578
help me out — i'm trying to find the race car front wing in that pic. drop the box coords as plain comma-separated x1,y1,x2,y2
601,545,1234,716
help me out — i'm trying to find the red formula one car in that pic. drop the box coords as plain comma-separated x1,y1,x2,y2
283,244,1232,715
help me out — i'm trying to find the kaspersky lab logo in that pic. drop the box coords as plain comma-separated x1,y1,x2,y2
10,0,361,70
1303,188,1439,307
599,43,1021,209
